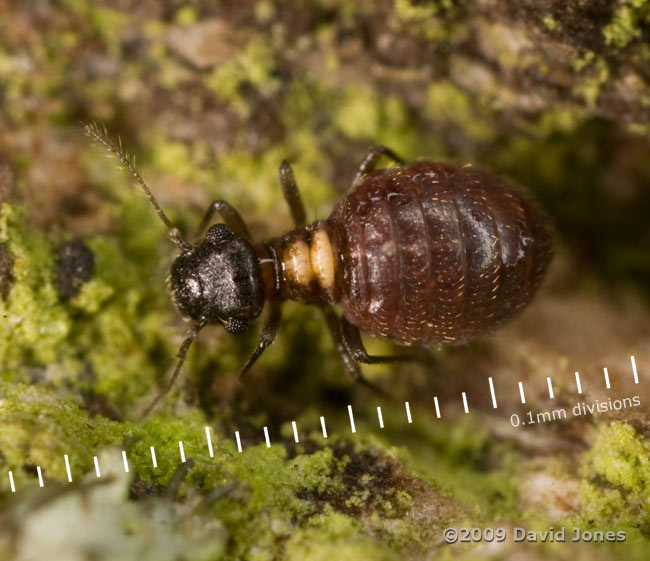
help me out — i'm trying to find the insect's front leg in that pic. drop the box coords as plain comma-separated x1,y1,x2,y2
197,200,251,240
238,299,283,378
140,321,204,420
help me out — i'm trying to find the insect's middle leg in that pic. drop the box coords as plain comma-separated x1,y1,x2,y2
278,160,307,227
353,146,405,185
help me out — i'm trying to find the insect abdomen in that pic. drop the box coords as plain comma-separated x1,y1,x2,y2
327,161,552,346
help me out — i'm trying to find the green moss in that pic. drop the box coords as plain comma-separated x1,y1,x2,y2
573,56,610,108
0,380,271,496
61,0,128,56
0,448,228,561
150,136,210,184
204,39,280,117
0,382,126,491
0,203,70,370
334,86,422,158
392,0,459,41
175,5,199,26
603,0,650,48
0,182,179,412
206,430,446,559
285,512,399,561
334,86,385,141
5,376,650,558
68,277,114,314
394,0,440,21
425,81,496,144
572,50,596,72
385,413,519,521
474,20,539,71
0,379,231,494
579,421,650,530
1,374,453,555
129,414,235,490
543,15,558,31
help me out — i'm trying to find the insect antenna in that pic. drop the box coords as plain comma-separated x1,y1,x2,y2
139,322,204,420
84,122,192,252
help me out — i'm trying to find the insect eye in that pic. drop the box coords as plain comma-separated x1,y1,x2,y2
205,224,233,245
222,317,249,334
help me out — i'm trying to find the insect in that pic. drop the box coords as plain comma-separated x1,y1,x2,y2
85,125,552,417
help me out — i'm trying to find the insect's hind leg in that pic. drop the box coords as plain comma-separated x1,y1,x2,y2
278,160,307,227
340,318,431,366
321,306,389,398
353,146,405,185
197,200,251,240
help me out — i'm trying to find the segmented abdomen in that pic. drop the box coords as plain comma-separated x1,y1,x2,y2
327,161,552,346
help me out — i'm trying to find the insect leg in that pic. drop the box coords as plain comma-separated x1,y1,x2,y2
198,200,251,240
140,322,204,420
341,317,430,365
238,300,282,378
321,306,389,397
352,146,405,185
165,459,195,500
279,160,307,227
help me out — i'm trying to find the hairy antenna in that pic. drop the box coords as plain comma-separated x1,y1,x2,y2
84,122,191,251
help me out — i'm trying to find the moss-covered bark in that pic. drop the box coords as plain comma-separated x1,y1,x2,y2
1,1,650,560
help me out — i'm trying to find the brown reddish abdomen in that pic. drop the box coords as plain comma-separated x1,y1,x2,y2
327,161,552,346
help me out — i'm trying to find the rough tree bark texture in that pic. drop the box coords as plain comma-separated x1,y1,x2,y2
1,1,649,560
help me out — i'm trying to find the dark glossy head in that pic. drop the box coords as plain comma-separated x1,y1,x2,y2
170,224,264,333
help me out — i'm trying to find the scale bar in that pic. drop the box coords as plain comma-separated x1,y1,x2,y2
64,454,72,482
348,405,356,433
488,377,497,408
575,372,583,394
433,397,441,418
205,426,214,458
631,356,639,384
